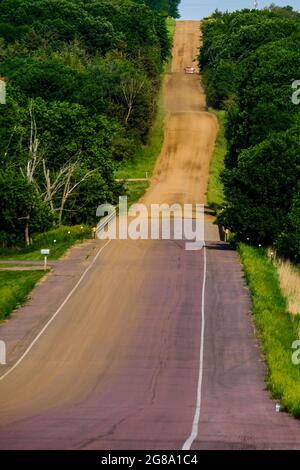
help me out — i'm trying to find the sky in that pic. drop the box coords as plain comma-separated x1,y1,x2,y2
179,0,300,19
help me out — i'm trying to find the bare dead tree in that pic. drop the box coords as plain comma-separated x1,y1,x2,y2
18,102,97,241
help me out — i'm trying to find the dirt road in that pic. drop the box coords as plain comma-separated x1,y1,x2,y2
141,21,218,240
0,21,300,450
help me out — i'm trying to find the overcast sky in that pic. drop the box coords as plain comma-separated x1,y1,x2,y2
179,0,300,19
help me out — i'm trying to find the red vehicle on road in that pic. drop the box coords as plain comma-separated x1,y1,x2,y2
184,66,196,74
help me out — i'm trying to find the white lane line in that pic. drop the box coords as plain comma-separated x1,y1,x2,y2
182,243,206,450
0,240,112,382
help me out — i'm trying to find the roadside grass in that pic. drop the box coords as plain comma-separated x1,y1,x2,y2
0,225,90,261
0,270,45,322
166,17,176,38
116,17,176,198
207,109,226,210
276,258,300,316
239,243,300,417
0,264,23,268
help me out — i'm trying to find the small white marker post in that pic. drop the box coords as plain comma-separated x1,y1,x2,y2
276,403,281,413
41,249,50,271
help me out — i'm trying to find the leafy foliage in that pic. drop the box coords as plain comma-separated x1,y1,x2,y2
200,7,300,260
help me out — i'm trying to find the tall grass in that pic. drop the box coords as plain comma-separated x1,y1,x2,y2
207,109,226,210
239,243,300,417
275,258,300,316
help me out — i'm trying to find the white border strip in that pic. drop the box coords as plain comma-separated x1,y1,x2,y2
0,240,111,382
182,243,206,450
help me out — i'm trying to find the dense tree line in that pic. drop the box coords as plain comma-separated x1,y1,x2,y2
200,6,300,262
0,0,177,245
138,1,180,18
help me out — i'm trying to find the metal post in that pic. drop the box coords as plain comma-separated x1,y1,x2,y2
0,340,6,365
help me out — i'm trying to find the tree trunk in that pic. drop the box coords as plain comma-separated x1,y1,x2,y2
58,198,66,225
24,217,30,246
125,104,132,124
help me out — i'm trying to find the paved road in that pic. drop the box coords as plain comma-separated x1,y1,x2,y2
0,21,300,450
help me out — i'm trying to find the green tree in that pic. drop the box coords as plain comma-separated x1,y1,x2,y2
0,169,53,245
220,128,300,245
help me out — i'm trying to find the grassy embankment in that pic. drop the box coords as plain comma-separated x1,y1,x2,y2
0,19,177,321
207,108,226,210
207,109,300,416
116,17,176,206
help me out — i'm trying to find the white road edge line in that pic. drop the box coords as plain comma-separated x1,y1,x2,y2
0,239,112,382
182,243,206,450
